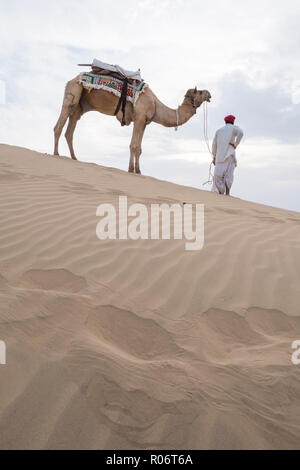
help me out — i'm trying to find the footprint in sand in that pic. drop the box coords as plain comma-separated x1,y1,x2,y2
18,269,87,293
86,305,182,359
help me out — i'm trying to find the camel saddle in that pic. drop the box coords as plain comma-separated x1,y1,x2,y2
90,67,140,86
78,58,142,85
78,59,143,126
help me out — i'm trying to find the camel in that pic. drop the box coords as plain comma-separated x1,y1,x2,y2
54,74,211,174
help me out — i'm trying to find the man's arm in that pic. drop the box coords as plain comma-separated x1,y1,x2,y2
212,133,217,164
234,127,244,148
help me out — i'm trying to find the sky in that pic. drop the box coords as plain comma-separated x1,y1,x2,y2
0,0,300,211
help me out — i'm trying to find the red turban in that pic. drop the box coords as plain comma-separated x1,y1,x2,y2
224,115,236,124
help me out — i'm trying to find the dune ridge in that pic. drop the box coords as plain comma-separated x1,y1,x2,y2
0,144,300,449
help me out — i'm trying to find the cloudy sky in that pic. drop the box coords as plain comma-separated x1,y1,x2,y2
1,0,300,211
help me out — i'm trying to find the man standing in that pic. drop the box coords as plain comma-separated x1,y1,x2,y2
212,115,244,195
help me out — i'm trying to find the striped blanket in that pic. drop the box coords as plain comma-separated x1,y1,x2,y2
79,73,148,105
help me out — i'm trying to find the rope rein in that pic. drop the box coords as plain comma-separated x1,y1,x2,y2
203,101,213,155
202,101,214,186
173,98,214,187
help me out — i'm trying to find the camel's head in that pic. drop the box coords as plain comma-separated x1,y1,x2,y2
185,87,211,108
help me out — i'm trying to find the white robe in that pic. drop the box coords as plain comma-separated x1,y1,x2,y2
212,124,244,163
211,124,244,193
212,155,236,194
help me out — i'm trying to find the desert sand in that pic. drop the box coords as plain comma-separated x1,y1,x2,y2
0,143,300,450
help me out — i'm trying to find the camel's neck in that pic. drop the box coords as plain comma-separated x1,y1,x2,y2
152,95,197,128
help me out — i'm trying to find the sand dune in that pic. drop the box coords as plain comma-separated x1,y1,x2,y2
0,144,300,449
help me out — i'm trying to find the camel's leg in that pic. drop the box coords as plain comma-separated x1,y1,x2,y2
54,77,83,156
134,143,144,174
129,119,146,174
65,105,82,160
54,107,70,156
128,149,135,173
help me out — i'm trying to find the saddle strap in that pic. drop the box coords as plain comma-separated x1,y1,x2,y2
114,78,128,126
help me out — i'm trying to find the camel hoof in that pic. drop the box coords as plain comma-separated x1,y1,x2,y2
128,166,134,173
135,168,141,175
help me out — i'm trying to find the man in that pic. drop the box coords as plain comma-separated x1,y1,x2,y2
211,115,244,195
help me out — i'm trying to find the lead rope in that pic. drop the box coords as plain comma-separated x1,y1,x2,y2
202,101,214,186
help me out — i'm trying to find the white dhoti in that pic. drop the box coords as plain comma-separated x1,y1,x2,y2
212,155,236,194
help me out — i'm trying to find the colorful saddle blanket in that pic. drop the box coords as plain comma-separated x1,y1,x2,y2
79,73,148,105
